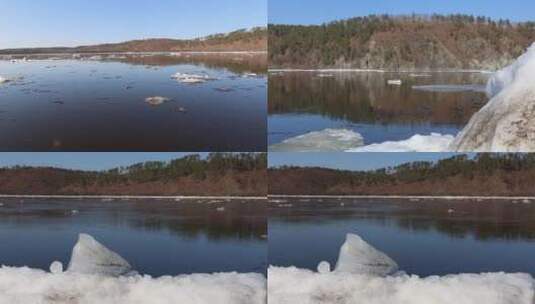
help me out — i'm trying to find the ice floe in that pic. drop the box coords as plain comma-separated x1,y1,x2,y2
171,72,216,84
145,96,171,106
387,79,402,85
67,234,134,277
0,76,9,84
333,234,398,276
412,84,486,93
268,233,535,304
269,129,364,152
450,43,535,152
269,129,454,152
348,133,455,152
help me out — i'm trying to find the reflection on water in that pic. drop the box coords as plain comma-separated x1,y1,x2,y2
0,53,267,151
268,71,489,145
269,198,535,276
0,199,267,276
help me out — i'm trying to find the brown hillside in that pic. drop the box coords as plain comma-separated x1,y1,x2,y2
269,15,535,70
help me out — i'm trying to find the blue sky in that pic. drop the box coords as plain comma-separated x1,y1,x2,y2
0,0,267,49
269,153,464,171
0,153,208,171
269,0,535,25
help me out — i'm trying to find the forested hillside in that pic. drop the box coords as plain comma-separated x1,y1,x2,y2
0,27,267,54
0,153,267,196
269,14,535,70
270,154,535,196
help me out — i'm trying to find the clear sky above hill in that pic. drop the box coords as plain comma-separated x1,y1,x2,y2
269,153,466,171
269,0,535,25
0,153,209,171
0,0,267,49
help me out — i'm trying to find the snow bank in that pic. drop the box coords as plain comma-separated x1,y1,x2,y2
333,234,398,276
67,234,133,277
145,96,171,106
268,267,534,304
451,43,535,152
0,233,266,304
171,72,216,84
269,129,364,152
0,267,266,304
347,133,454,152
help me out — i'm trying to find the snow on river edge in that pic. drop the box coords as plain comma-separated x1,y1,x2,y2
0,234,266,304
269,42,535,152
268,234,535,304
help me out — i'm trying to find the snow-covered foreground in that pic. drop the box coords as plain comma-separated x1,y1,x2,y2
0,267,266,304
268,267,534,304
269,43,535,152
268,234,535,304
0,234,266,304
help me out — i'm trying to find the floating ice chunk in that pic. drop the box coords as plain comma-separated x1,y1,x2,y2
451,43,535,152
269,129,364,152
145,96,171,106
317,261,331,274
0,267,266,304
171,72,216,84
67,234,133,277
348,133,454,152
409,73,432,77
49,261,63,274
412,84,486,93
242,73,259,78
387,79,402,85
0,76,10,84
334,234,398,276
268,266,535,304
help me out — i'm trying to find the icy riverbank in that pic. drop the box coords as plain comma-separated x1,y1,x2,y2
268,233,534,304
0,234,266,304
0,267,266,304
450,43,535,151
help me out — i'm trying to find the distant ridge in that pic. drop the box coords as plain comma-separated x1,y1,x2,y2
0,153,267,196
270,154,535,196
269,14,535,70
0,27,267,54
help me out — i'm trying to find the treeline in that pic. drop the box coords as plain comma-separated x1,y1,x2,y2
0,153,267,196
270,154,535,196
269,14,535,69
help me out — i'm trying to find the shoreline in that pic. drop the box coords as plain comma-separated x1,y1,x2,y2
0,194,266,200
0,51,267,57
269,68,493,73
269,194,535,200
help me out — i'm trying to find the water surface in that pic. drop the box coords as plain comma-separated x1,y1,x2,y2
0,198,267,276
269,198,535,276
0,53,267,151
268,71,489,147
